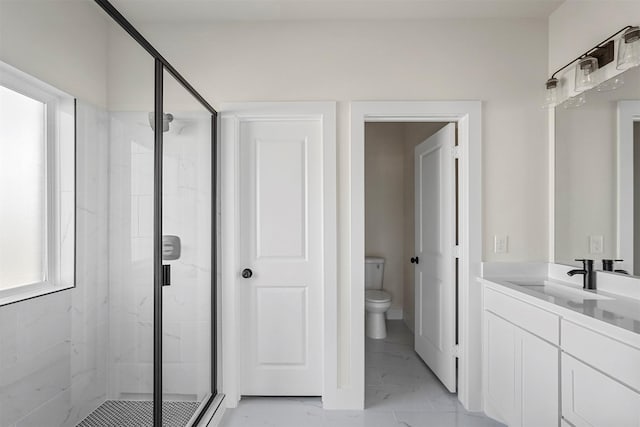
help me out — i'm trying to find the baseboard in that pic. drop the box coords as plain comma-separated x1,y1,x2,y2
386,308,403,320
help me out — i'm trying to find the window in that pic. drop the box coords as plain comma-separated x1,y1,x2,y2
0,61,75,305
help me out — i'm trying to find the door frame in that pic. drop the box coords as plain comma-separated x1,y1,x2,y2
350,101,482,410
617,101,640,275
220,102,337,408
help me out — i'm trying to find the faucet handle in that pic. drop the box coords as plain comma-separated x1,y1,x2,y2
574,259,594,270
602,259,624,271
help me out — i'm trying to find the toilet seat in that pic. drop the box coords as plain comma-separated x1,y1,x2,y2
365,290,391,303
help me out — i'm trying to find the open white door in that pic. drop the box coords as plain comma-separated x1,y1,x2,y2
414,123,457,392
237,115,323,396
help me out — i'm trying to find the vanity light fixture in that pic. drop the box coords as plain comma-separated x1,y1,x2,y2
575,56,599,91
617,26,640,70
544,25,636,106
543,78,559,108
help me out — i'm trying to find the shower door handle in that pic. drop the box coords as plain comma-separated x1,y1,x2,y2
162,264,171,286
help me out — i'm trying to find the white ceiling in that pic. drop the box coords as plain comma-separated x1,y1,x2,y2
110,0,564,23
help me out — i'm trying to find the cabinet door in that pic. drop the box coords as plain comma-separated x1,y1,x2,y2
485,310,560,427
562,353,640,427
520,329,559,427
485,311,517,425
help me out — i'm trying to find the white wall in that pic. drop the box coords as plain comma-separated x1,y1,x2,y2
365,123,406,315
0,2,111,426
128,17,549,397
0,0,108,107
548,1,640,74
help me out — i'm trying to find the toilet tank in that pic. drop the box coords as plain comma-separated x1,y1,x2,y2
365,257,385,289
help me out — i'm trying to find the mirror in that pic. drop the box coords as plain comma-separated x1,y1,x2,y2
555,65,640,276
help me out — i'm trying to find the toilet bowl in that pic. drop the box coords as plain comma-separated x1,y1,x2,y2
365,290,392,339
365,257,392,339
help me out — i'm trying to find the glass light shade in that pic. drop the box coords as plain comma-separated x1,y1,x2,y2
575,57,599,91
617,26,640,70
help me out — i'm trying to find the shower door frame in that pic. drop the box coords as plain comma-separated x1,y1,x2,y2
93,1,220,425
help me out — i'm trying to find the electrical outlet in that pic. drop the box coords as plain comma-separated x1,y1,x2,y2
589,235,604,254
494,235,508,254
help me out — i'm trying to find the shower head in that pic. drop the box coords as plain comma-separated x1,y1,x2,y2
148,112,174,132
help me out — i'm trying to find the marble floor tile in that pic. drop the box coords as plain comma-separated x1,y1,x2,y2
219,321,504,427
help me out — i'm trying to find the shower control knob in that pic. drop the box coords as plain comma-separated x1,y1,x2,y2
410,257,419,264
241,268,253,279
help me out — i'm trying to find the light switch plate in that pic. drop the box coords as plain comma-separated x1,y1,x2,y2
589,235,604,254
494,235,508,254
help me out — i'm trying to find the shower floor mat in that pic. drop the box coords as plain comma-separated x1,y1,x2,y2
77,400,200,427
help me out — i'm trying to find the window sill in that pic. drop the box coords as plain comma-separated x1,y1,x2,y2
0,282,74,307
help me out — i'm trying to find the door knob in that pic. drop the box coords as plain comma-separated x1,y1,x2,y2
410,257,419,264
241,268,253,279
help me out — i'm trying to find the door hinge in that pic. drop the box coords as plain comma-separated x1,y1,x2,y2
452,146,461,159
453,344,460,357
454,245,461,258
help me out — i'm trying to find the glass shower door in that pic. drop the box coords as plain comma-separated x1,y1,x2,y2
158,69,214,426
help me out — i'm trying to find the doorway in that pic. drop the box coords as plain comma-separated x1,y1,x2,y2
364,121,456,404
351,101,483,411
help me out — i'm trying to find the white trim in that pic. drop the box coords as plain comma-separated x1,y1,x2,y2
0,60,75,305
617,101,639,275
350,101,482,411
548,108,556,263
220,102,337,408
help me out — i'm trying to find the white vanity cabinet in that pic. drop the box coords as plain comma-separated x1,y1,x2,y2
482,279,640,427
483,287,560,427
561,320,640,427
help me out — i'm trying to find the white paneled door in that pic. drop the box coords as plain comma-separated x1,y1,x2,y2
238,118,323,396
414,123,457,392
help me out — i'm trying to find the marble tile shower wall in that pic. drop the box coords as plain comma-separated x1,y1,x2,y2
0,102,110,427
108,112,211,401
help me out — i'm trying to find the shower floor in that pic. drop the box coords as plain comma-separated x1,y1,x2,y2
77,400,200,427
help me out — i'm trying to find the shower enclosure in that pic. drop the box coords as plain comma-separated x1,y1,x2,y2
0,0,218,426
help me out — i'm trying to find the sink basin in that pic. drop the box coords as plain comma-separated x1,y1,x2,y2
506,280,614,302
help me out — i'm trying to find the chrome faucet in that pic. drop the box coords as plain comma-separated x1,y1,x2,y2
567,259,596,290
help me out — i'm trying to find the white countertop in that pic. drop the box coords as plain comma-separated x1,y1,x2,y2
480,275,640,335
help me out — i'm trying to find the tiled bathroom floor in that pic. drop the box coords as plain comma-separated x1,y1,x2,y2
219,320,504,427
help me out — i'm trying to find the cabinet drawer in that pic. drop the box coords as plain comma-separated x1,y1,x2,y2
562,353,640,427
562,320,640,391
484,287,560,344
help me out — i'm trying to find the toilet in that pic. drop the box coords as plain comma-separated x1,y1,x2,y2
365,256,392,339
